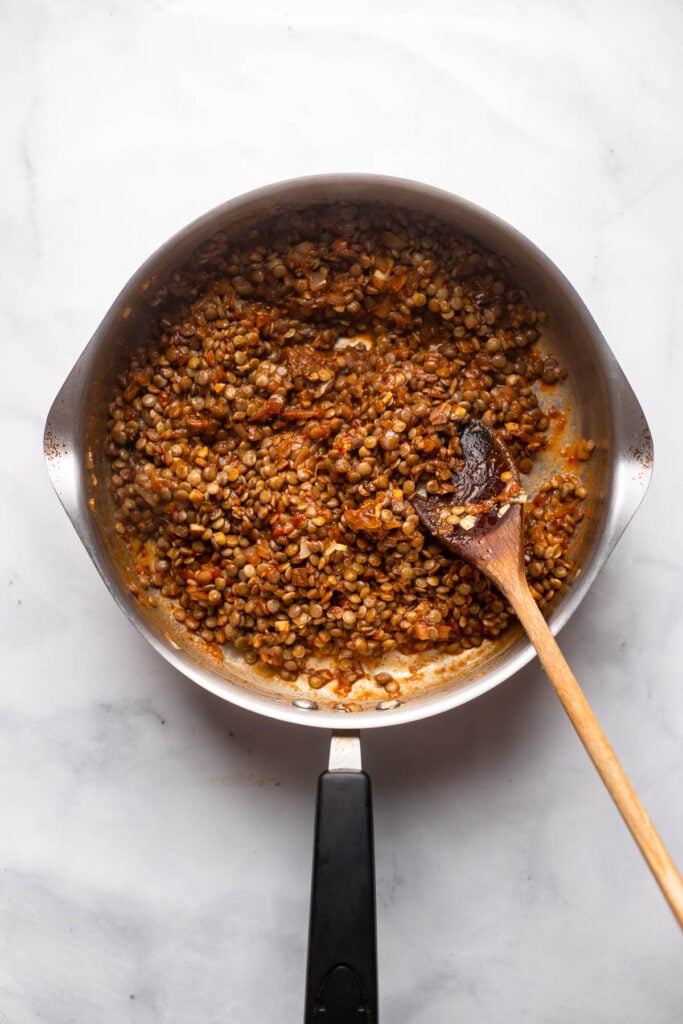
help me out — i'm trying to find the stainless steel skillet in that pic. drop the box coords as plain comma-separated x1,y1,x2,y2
44,174,653,1020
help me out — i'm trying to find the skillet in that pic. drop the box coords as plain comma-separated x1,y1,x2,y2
44,174,653,1020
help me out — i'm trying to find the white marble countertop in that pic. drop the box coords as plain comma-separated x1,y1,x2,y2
3,1,682,1020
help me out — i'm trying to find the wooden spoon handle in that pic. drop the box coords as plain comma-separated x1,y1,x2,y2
506,576,683,929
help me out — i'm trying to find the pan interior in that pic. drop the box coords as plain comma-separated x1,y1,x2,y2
52,178,629,727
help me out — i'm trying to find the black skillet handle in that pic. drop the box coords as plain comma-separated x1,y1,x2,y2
304,760,378,1023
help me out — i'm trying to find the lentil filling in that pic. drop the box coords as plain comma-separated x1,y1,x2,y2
106,203,592,694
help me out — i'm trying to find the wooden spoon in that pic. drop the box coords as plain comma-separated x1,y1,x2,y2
413,421,683,928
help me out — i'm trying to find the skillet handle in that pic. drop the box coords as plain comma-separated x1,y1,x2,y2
304,734,378,1023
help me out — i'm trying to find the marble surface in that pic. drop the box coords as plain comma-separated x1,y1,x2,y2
2,1,682,1020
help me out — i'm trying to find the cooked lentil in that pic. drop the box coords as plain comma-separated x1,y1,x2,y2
106,203,590,693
